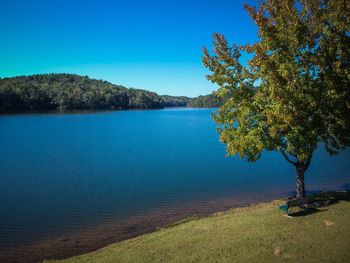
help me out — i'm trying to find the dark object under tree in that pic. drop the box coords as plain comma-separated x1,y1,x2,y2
279,196,314,215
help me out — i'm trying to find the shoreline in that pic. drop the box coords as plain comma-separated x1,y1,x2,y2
0,107,216,116
0,192,284,263
49,191,350,263
1,188,349,263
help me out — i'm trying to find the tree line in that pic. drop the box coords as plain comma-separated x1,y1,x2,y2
0,74,221,111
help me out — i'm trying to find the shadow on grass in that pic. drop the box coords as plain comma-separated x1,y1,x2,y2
288,207,327,217
286,190,350,217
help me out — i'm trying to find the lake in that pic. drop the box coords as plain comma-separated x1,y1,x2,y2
0,108,349,262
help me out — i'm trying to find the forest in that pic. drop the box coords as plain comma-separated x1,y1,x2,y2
0,74,221,111
187,94,222,108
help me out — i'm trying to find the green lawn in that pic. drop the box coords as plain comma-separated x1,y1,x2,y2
47,196,350,263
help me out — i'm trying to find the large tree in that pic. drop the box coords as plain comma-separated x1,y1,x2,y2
203,0,350,198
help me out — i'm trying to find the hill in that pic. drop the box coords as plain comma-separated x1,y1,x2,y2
0,74,164,111
160,95,190,107
0,74,221,111
187,94,222,108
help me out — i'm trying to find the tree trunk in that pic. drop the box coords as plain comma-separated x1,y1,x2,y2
296,165,305,199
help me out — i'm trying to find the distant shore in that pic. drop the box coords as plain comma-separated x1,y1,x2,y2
0,74,222,112
0,106,218,116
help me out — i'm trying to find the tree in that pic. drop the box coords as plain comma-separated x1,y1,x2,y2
203,0,350,198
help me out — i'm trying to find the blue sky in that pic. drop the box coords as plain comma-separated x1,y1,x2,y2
0,0,258,97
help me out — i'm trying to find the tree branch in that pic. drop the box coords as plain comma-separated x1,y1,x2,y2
304,154,313,171
280,150,298,166
280,144,297,158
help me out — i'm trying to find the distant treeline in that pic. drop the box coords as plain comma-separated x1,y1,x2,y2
187,94,222,108
0,74,222,111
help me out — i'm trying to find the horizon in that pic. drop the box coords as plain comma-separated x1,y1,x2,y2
0,0,258,97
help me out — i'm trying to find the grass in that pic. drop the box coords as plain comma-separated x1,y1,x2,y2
46,193,350,263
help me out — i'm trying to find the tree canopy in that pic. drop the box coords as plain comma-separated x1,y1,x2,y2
203,0,350,198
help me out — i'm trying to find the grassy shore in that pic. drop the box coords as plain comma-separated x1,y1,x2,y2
47,194,350,263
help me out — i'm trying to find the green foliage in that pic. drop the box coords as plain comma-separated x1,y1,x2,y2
161,95,190,107
203,0,350,169
0,74,220,111
187,93,222,108
0,74,164,111
162,94,222,108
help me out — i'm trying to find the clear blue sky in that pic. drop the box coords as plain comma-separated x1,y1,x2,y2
0,0,258,97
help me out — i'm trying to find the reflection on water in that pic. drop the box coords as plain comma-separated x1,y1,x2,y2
0,108,349,262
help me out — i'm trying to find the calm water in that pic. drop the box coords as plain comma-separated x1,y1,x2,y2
0,108,349,252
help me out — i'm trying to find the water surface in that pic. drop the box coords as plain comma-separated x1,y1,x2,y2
0,108,349,261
